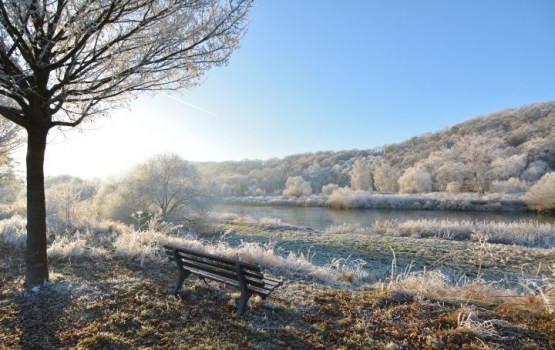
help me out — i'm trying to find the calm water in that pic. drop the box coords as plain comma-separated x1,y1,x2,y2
217,204,554,231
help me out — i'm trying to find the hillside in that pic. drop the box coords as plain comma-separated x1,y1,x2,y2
196,102,555,197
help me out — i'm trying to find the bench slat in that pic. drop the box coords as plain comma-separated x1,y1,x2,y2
173,251,264,279
167,256,267,288
179,259,267,289
184,266,276,296
163,245,260,270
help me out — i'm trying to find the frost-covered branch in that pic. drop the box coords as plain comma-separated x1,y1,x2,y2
0,0,252,129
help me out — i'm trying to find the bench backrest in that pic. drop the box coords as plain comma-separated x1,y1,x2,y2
163,245,267,289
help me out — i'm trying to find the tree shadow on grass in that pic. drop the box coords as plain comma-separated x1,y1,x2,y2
3,258,134,349
0,244,75,349
13,280,75,349
5,257,313,349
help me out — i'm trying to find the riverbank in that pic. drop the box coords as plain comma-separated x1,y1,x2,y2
221,192,532,212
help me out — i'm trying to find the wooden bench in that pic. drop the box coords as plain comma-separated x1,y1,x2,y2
163,245,283,317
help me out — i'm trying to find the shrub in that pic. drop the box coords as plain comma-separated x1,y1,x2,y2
398,166,432,194
283,176,312,198
490,177,528,194
445,182,461,194
328,187,371,209
523,172,555,212
0,214,27,249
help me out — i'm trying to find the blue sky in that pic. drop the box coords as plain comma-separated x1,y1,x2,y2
23,0,555,178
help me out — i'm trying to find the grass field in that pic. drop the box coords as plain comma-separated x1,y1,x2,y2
1,214,554,349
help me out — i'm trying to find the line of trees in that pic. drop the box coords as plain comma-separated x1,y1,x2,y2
1,153,208,230
198,102,555,198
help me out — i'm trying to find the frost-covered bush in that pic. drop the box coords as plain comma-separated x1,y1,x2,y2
398,166,432,194
93,181,146,224
0,214,27,249
48,235,89,260
283,176,312,198
322,183,339,195
370,218,555,247
388,269,518,304
490,177,528,194
445,182,461,194
328,187,371,209
45,183,94,230
523,172,555,212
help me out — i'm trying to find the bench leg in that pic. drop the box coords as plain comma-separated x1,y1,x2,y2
237,291,252,317
174,269,191,295
235,262,253,317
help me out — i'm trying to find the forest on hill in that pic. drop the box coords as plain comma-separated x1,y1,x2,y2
196,102,555,198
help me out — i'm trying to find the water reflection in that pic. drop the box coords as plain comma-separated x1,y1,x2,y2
217,205,554,231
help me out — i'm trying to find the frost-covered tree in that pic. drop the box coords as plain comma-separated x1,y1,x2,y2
302,165,338,194
398,166,432,194
422,148,469,191
0,0,252,284
373,162,399,193
350,158,372,191
135,153,202,221
45,183,83,224
521,160,550,183
490,154,527,181
453,135,504,193
95,153,203,223
434,161,470,192
523,172,555,212
283,176,312,198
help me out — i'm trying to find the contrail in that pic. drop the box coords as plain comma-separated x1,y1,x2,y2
162,93,217,116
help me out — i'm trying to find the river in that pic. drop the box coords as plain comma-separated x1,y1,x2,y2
216,204,554,231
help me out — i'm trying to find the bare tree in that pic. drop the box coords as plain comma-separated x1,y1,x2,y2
453,135,504,193
0,0,252,284
135,153,202,221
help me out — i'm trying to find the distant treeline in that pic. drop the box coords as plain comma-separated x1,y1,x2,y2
196,102,555,197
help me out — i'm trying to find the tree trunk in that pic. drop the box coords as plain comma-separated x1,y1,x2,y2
25,127,49,285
